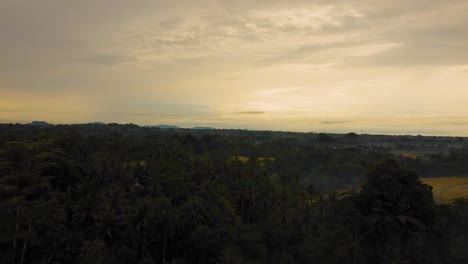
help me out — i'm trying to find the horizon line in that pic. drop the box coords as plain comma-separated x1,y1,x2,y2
0,121,464,138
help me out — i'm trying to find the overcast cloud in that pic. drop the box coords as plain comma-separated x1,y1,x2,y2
1,0,468,135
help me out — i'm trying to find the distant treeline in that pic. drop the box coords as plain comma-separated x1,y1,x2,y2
0,124,467,263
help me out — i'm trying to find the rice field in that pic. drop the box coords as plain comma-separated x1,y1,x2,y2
391,150,435,159
421,177,468,203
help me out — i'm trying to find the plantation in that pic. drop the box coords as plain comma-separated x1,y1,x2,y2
1,124,468,263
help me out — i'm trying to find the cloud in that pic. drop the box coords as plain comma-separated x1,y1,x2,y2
250,0,468,68
0,108,29,112
256,40,401,66
122,113,159,117
124,4,365,62
114,103,213,118
236,111,266,115
320,120,352,125
2,0,468,134
82,54,137,66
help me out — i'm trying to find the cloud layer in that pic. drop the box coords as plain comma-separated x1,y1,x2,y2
2,0,468,135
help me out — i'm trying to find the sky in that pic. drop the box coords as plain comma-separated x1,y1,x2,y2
1,0,468,135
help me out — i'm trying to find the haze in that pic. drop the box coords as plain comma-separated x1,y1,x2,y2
2,0,468,135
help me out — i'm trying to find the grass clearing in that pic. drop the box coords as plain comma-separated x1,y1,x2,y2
232,156,275,163
421,177,468,203
391,150,436,159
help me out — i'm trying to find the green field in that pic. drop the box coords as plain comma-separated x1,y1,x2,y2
391,150,436,159
421,177,468,203
232,156,275,163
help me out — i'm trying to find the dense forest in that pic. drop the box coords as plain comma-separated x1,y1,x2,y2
1,123,467,263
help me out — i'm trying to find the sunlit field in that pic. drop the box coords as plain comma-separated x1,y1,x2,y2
232,156,275,163
392,150,436,159
421,177,468,203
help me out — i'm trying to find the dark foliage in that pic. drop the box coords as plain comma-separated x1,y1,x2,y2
0,124,467,263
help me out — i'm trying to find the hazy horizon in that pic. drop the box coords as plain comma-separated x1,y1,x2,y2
2,0,468,136
2,119,462,137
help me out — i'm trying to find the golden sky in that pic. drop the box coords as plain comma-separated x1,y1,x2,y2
2,0,468,135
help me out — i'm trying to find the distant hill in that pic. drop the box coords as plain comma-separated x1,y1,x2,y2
85,122,106,125
29,121,51,126
192,126,216,130
144,124,179,129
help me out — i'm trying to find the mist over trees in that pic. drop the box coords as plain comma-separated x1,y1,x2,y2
0,124,467,263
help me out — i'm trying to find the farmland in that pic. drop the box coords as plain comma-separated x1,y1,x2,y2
391,150,436,159
421,177,468,203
